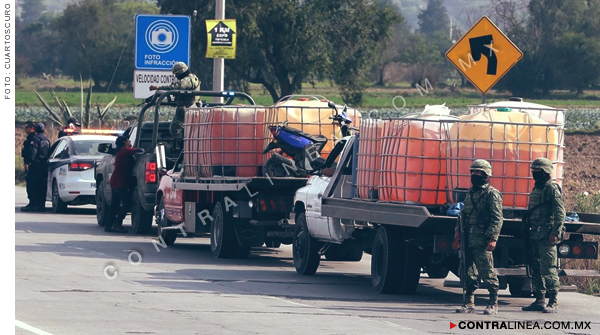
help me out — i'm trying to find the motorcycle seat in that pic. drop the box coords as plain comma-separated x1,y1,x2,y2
281,126,328,145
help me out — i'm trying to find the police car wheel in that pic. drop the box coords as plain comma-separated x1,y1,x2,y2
96,183,110,227
51,180,68,214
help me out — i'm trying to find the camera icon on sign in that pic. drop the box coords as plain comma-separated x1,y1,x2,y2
151,28,173,46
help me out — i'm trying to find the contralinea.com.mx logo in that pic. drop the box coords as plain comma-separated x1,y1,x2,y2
450,321,591,330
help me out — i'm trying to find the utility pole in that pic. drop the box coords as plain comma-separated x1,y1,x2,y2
213,0,225,102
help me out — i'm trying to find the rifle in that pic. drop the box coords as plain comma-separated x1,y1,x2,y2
458,214,468,302
521,210,532,280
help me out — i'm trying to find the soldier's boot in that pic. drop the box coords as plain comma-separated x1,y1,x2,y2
543,291,558,313
483,292,499,315
455,292,476,313
522,291,546,311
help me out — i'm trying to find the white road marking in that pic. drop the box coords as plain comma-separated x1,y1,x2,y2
15,320,54,335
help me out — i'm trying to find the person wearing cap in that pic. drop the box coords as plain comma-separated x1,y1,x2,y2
58,116,82,138
20,121,37,211
106,136,144,233
149,62,200,138
453,159,504,315
522,157,565,313
22,123,51,212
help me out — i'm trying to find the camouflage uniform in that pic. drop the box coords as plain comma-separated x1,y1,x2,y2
455,160,503,314
157,62,200,138
522,158,565,313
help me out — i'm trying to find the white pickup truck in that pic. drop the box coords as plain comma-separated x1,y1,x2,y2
292,134,600,296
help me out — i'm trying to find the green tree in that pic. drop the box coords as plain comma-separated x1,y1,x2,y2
54,0,158,90
417,0,450,38
399,33,443,86
20,0,46,25
554,33,600,94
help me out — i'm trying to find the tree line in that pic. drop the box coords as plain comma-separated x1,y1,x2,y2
15,0,600,105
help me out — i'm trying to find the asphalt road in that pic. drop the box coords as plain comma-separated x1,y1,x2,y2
14,187,600,335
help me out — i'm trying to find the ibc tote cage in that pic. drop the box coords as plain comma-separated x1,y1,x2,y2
181,96,361,179
355,106,565,209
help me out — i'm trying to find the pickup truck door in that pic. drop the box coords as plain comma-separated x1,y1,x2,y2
305,175,332,240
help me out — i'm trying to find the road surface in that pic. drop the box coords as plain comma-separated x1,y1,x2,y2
14,187,600,334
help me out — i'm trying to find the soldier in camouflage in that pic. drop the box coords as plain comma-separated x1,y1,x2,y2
522,157,565,314
150,62,200,138
453,159,504,315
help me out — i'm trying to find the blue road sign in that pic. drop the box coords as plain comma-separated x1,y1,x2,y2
135,14,191,70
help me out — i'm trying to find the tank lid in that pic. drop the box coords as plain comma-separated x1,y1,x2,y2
421,104,451,115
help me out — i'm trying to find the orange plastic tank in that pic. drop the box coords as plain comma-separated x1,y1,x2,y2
448,109,563,208
379,105,458,205
356,119,384,199
266,96,361,157
183,106,268,177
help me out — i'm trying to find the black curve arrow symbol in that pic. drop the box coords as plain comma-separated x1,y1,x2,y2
469,34,497,75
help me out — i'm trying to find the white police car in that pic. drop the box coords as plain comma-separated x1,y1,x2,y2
46,134,117,213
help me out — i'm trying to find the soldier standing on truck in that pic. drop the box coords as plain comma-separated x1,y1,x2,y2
453,159,504,315
149,62,200,138
521,157,565,313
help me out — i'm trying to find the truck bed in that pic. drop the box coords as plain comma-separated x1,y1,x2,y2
173,176,308,192
322,197,600,236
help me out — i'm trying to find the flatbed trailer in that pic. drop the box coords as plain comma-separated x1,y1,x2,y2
293,135,600,295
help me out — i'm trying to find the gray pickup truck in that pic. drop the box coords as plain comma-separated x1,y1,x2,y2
94,121,180,233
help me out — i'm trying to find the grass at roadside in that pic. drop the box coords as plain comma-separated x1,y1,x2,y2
15,155,25,186
16,77,600,109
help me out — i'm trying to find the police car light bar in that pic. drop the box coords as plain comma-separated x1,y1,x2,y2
80,129,124,136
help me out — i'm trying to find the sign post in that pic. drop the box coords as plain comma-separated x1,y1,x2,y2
134,14,191,99
446,16,523,99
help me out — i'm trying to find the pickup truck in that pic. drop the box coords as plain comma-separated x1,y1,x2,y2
94,91,249,234
292,134,600,295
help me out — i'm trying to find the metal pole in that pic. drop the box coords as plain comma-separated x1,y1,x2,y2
213,0,225,103
481,93,486,104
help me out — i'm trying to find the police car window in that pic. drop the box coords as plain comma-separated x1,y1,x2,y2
128,126,138,145
73,140,111,156
51,140,67,159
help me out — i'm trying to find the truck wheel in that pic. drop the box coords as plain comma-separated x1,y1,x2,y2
371,227,420,294
131,190,153,234
371,226,402,294
211,201,238,258
293,213,321,275
51,180,68,213
95,183,110,227
157,198,176,246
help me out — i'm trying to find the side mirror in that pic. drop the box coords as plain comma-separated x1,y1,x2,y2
155,144,167,171
322,168,335,177
327,101,337,110
98,143,112,154
159,167,168,177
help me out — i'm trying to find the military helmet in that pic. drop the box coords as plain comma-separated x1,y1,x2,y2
531,157,553,174
470,159,492,176
171,62,188,75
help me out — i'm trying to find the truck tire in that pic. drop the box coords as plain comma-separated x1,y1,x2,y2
371,226,402,294
371,227,420,294
156,198,177,246
131,190,153,234
51,180,68,213
293,212,321,275
324,245,363,262
95,183,110,227
211,201,238,258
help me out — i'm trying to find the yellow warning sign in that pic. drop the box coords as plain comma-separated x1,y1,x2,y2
446,16,523,93
206,19,236,59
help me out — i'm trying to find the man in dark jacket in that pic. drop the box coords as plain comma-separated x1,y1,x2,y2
105,136,144,232
58,116,81,138
22,123,51,212
20,121,37,211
